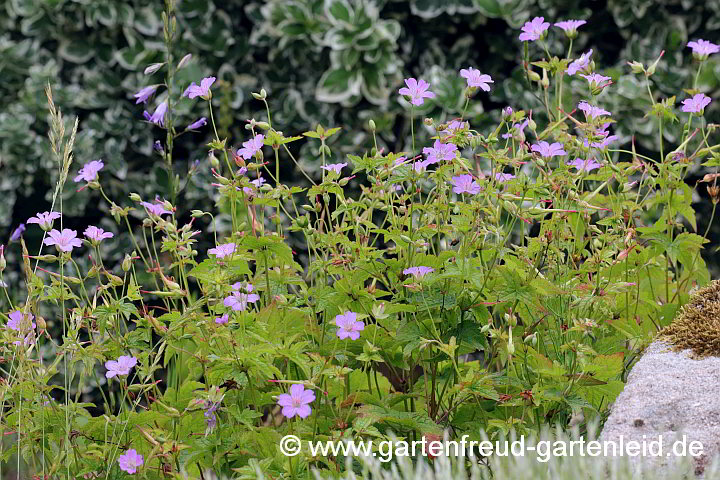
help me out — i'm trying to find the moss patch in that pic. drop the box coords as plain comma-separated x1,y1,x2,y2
660,280,720,357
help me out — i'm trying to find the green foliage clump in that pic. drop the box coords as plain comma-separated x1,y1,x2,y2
1,1,719,479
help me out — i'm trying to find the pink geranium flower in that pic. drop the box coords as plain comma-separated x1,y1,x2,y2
118,449,144,474
43,229,83,252
398,78,436,106
105,355,137,378
335,311,364,340
27,211,61,230
276,384,315,419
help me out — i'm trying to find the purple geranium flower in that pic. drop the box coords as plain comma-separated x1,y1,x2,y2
215,314,229,325
495,172,516,182
43,229,83,253
27,211,61,230
423,140,458,165
321,163,347,174
204,400,220,431
687,39,720,59
519,17,550,42
10,224,25,242
74,160,104,183
580,73,612,89
554,20,586,35
117,449,144,474
140,198,172,217
413,159,431,173
7,310,35,332
443,120,469,135
681,93,711,114
568,158,602,172
450,175,481,195
133,86,157,104
187,117,207,130
237,134,265,160
208,242,236,259
184,76,216,99
84,226,114,243
403,266,434,278
502,119,529,140
398,78,436,106
566,49,593,76
105,355,137,379
334,311,364,340
277,384,315,419
146,101,168,127
460,67,493,91
577,101,611,119
223,283,260,312
531,141,567,158
583,123,618,148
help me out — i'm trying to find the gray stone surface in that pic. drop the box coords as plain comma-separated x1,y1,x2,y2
599,341,720,477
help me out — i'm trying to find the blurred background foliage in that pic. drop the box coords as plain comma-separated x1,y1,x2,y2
1,0,720,284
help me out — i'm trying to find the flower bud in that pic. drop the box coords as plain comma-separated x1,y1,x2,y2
369,119,376,131
255,122,271,130
338,177,350,187
122,254,132,272
528,70,541,83
142,218,153,228
627,61,645,74
423,118,433,126
177,53,192,70
209,151,220,169
502,107,513,119
541,69,550,89
191,210,205,218
129,193,142,202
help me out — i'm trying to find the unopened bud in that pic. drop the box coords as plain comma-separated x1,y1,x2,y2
369,119,376,131
423,118,433,126
528,70,541,82
177,53,192,70
129,193,142,202
122,254,132,272
36,316,46,330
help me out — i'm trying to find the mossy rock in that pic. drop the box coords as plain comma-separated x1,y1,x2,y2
660,280,720,357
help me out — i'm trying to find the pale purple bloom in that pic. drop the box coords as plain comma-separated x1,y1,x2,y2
398,78,436,106
105,355,137,379
519,17,550,42
251,177,265,188
84,226,114,243
74,160,104,183
321,163,347,174
204,400,220,431
577,101,611,119
393,156,407,166
208,243,236,259
10,224,25,242
413,159,431,173
403,266,434,278
27,211,61,230
224,283,260,312
133,85,157,104
460,67,493,91
117,449,144,474
554,20,586,33
334,311,364,340
276,384,315,419
187,117,207,130
140,199,172,216
147,101,168,127
450,175,481,195
215,314,229,325
583,123,618,148
566,49,593,76
502,119,529,140
495,172,516,182
183,76,216,99
580,73,612,89
7,310,35,332
43,229,83,253
568,158,602,172
681,93,711,113
687,39,720,58
237,134,265,160
443,120,469,135
531,141,567,158
423,140,458,165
